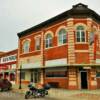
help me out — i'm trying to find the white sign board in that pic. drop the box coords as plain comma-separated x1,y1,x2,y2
0,54,17,64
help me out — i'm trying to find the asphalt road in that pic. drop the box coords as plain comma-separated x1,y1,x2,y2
0,92,60,100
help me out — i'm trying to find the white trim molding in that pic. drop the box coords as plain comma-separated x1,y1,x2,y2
22,38,31,45
45,58,67,67
44,31,54,39
55,25,67,36
74,23,87,31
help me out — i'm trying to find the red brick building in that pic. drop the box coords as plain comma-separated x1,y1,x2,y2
0,49,18,84
17,3,100,89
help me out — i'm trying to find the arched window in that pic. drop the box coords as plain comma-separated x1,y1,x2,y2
35,37,41,50
58,29,67,45
23,40,30,53
45,34,53,48
76,26,85,42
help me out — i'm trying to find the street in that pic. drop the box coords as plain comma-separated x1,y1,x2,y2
1,89,100,100
0,91,60,100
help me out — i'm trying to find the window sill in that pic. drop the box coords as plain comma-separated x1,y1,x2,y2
57,43,67,47
45,77,68,78
44,44,68,50
75,42,88,44
20,50,41,55
45,47,54,50
34,50,41,52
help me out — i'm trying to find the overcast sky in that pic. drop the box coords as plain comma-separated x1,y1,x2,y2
0,0,100,52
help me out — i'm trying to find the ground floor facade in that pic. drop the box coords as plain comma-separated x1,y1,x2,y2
0,70,16,84
17,66,100,90
0,49,17,84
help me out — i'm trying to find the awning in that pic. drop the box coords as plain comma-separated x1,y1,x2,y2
18,63,100,70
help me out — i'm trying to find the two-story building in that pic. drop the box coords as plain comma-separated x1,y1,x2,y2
0,49,18,84
17,3,100,89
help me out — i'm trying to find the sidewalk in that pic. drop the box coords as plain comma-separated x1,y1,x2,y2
12,84,28,94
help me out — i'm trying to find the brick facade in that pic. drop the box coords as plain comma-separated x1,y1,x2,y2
0,49,18,84
17,3,100,89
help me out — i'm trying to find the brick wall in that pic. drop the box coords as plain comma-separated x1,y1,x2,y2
45,78,68,89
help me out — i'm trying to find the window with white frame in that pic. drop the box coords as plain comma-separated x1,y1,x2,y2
45,34,53,48
58,29,67,45
76,26,85,42
35,37,41,50
23,40,30,53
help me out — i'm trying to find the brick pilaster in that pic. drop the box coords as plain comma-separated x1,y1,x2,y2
89,68,97,89
87,19,95,64
40,31,45,84
68,67,78,89
41,32,44,67
67,18,75,64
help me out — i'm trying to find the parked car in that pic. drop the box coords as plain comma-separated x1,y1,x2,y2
0,79,12,91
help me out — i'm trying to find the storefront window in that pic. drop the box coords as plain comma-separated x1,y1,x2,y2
11,64,16,69
21,71,25,80
46,71,67,77
96,72,100,77
10,73,15,81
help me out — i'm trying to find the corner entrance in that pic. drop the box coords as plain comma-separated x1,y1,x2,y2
80,71,88,89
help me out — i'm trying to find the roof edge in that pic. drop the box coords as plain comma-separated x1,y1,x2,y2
17,3,100,38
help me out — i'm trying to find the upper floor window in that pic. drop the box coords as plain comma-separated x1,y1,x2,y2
45,34,53,48
58,29,67,45
35,37,41,50
23,40,30,53
76,26,85,42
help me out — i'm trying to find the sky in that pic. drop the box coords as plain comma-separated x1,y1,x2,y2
0,0,100,52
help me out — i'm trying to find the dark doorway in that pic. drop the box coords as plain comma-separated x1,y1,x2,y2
81,71,88,89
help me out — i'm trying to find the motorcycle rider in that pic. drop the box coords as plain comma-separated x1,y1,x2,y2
25,82,51,99
28,81,36,91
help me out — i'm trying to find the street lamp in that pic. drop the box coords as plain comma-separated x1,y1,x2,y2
19,64,22,89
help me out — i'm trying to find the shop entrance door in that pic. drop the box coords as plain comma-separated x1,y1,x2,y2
32,69,40,83
80,71,88,89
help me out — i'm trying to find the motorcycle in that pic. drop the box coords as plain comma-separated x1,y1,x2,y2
25,84,50,99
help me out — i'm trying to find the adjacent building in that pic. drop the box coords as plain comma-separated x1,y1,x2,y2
17,3,100,89
0,49,18,84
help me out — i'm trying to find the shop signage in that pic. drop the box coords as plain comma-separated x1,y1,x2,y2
0,54,17,63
